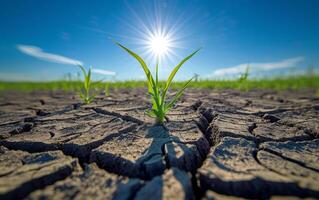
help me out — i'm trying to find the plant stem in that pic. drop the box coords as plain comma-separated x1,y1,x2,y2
155,116,164,125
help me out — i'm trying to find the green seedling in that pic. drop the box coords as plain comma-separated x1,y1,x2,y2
238,65,250,82
78,65,94,104
238,65,250,91
117,43,200,125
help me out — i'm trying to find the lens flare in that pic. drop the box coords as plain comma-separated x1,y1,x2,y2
149,35,169,56
117,1,188,66
145,30,173,60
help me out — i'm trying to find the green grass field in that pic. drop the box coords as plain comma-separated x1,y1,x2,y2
0,75,318,93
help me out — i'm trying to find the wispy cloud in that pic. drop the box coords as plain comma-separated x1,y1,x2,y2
212,56,304,77
17,44,82,65
91,68,116,76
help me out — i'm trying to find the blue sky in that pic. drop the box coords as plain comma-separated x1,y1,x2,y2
0,0,318,81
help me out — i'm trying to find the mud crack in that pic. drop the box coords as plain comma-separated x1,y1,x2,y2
93,108,144,125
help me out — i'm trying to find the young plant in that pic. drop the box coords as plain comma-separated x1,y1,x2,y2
117,43,200,125
238,65,250,91
78,65,94,104
238,65,250,82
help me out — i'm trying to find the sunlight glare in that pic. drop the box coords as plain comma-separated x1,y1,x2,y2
120,1,187,66
147,32,172,59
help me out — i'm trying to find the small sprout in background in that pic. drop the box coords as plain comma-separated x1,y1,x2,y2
194,73,200,82
78,65,94,104
238,65,250,82
117,42,200,125
238,65,250,91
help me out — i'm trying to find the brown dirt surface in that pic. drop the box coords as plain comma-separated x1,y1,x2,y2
0,88,318,199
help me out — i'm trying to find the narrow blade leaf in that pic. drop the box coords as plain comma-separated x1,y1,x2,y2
155,61,159,85
116,42,156,90
162,48,200,101
164,76,195,112
78,65,87,77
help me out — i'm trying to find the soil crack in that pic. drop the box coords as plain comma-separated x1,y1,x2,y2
260,148,319,173
93,108,144,125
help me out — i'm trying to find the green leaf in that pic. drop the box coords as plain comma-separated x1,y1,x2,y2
146,109,158,117
155,61,159,86
86,68,91,90
162,48,200,102
116,42,162,112
78,65,87,77
116,43,156,90
79,91,84,99
88,95,94,102
155,61,163,106
164,76,195,112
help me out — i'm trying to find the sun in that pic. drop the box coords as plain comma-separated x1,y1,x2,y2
146,32,172,59
135,25,179,64
119,3,184,65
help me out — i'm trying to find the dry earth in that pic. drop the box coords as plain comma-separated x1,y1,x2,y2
0,88,318,200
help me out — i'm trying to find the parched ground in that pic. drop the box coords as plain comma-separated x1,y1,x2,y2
0,88,318,200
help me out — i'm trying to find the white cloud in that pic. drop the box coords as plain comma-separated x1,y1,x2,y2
212,56,304,77
17,44,82,66
92,68,116,76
